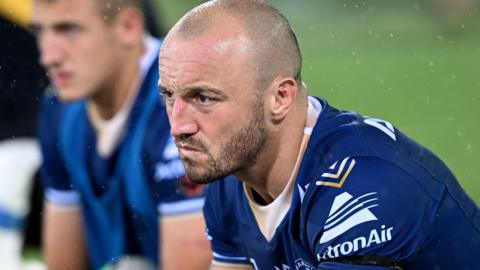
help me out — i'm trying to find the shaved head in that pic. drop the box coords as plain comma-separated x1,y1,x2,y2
160,0,309,186
167,0,302,91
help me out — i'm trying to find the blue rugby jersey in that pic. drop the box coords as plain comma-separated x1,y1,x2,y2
38,39,205,269
204,97,480,270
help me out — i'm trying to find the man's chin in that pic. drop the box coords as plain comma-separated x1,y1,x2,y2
184,165,226,184
186,166,239,185
55,87,88,102
185,171,219,185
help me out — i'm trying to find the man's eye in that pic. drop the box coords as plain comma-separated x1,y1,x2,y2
160,89,174,101
198,94,212,104
55,24,83,38
60,25,79,33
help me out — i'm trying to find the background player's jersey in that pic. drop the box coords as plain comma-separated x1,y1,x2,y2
38,39,205,269
204,97,480,270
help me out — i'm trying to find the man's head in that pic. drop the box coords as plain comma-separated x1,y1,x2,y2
31,0,145,101
159,0,305,184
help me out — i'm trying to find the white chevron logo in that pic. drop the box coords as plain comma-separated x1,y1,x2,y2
316,157,356,188
319,192,378,244
364,118,396,141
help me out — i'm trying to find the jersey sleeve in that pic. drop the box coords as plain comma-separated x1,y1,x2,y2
203,181,251,265
145,135,205,217
37,93,79,206
304,157,441,267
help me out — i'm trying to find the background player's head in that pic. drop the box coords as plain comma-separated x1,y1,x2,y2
159,0,306,184
31,0,146,101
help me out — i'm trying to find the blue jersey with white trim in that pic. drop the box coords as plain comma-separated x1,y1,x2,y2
38,45,205,269
204,97,480,270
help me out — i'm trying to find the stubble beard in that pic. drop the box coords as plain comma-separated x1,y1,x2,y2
180,99,267,184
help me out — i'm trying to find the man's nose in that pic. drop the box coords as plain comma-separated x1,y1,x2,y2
168,98,199,138
39,32,65,69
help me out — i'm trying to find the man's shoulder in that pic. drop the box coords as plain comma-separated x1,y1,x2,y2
303,99,445,192
141,96,179,181
299,156,441,261
130,60,173,162
308,100,401,160
38,90,86,143
300,156,430,211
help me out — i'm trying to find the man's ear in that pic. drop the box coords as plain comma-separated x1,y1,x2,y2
268,77,298,121
114,7,144,47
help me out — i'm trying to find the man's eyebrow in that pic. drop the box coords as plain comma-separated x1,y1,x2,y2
158,85,169,94
184,85,225,97
157,79,170,92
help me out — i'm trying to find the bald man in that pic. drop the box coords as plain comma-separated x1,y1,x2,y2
159,0,480,269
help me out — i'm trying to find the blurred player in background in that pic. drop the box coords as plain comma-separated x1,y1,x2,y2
159,0,480,269
30,0,210,269
0,0,47,269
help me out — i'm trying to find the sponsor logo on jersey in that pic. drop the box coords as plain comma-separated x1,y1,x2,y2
317,192,393,261
155,137,186,180
294,258,315,270
271,259,315,270
319,192,378,244
154,159,185,180
316,157,355,188
318,225,393,261
163,137,180,160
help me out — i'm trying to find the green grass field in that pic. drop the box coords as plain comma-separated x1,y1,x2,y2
278,0,480,203
157,0,480,203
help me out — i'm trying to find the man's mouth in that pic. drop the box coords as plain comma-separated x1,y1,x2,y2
178,143,200,151
51,71,72,87
176,142,205,159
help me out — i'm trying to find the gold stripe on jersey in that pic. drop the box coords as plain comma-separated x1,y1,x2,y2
316,157,356,188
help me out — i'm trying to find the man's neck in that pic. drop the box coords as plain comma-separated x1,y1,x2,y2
238,100,309,204
90,43,145,120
